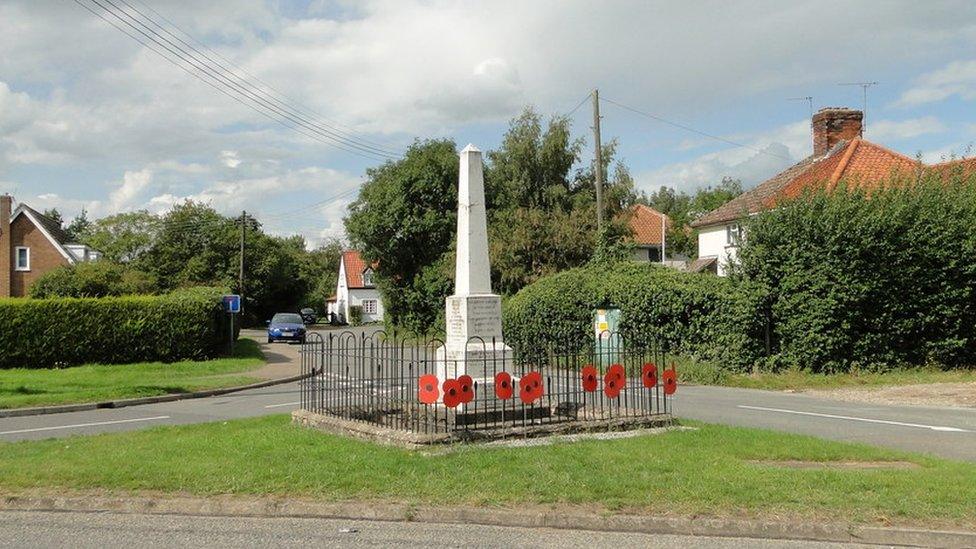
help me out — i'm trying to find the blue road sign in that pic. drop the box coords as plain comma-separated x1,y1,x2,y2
223,294,241,314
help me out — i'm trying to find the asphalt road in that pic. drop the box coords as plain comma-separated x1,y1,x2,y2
0,511,874,549
1,329,975,462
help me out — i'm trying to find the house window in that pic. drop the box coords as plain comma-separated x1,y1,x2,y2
14,247,30,271
362,269,374,287
726,224,742,246
362,299,377,315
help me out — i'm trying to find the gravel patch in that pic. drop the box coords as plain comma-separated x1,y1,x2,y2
805,382,976,409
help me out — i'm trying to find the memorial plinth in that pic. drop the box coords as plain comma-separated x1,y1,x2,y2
435,145,512,386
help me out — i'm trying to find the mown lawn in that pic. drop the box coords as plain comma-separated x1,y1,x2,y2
0,340,265,409
677,356,976,391
1,415,974,528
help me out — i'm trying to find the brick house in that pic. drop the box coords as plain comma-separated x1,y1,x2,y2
0,195,100,297
691,108,976,275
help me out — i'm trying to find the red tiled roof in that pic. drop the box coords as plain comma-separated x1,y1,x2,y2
342,250,376,289
629,204,670,246
691,138,965,228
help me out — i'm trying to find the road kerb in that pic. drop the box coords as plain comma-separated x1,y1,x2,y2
0,493,973,548
0,373,311,419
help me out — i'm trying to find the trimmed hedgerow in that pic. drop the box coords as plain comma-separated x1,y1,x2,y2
502,262,764,370
0,287,234,369
734,174,976,373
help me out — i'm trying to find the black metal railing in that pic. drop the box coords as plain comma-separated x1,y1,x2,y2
299,330,676,437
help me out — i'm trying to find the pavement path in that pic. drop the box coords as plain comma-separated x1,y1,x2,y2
0,510,874,549
1,329,975,462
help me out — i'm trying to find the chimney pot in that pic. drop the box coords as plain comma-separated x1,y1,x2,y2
812,108,863,157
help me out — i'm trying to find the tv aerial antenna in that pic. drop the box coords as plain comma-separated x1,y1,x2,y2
838,82,878,135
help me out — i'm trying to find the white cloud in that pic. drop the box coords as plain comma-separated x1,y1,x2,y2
868,116,946,141
895,60,976,107
220,150,242,168
108,169,153,213
638,120,810,193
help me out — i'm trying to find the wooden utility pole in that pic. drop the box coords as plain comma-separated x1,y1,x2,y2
238,210,246,302
592,88,604,232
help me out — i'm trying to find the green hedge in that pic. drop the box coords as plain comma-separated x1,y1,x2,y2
735,176,976,372
502,262,763,368
0,287,234,369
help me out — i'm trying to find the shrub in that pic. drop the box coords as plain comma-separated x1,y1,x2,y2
349,305,364,326
0,287,233,369
502,262,763,369
734,175,976,372
29,261,156,298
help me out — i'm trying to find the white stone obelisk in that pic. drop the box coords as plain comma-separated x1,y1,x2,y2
436,144,511,384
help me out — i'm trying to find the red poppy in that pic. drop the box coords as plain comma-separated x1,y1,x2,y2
519,371,544,404
580,365,598,392
603,369,622,399
641,363,658,389
458,374,474,404
494,371,513,400
418,374,439,404
663,366,677,395
608,363,625,385
442,378,462,408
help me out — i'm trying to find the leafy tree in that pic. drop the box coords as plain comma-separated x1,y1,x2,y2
641,177,744,258
30,261,155,298
80,210,160,263
42,208,64,227
486,108,635,295
65,208,92,242
345,139,459,332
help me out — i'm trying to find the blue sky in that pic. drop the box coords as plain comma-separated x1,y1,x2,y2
2,0,975,246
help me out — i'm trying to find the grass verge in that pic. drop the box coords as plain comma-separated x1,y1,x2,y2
0,415,974,527
0,340,265,409
676,356,976,391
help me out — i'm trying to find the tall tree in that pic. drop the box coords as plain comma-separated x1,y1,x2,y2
345,139,459,333
80,210,161,263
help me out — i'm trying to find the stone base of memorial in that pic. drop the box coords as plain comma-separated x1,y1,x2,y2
434,294,512,388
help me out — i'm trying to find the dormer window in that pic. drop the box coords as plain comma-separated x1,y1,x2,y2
362,268,374,287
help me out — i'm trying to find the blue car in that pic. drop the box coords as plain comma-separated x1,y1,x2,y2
266,313,307,344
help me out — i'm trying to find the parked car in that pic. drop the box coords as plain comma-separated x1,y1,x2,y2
266,313,307,344
300,308,318,325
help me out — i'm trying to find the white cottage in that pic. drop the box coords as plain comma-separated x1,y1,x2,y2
327,250,384,324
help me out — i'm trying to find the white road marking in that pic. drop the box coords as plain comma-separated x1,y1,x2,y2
737,405,970,433
263,401,300,409
0,416,171,436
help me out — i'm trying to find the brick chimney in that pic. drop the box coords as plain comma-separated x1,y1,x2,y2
0,195,11,298
812,108,863,157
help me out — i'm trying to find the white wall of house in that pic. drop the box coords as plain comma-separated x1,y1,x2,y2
332,256,385,323
631,245,662,262
347,288,384,323
697,223,740,276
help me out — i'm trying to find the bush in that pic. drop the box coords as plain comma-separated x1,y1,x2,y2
502,262,763,369
29,261,156,298
734,175,976,372
348,305,364,326
0,287,233,369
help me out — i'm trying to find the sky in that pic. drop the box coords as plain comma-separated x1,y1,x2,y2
2,0,976,247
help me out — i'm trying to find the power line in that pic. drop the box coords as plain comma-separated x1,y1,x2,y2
564,90,593,118
73,0,400,161
121,0,404,156
599,95,793,162
91,0,398,160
